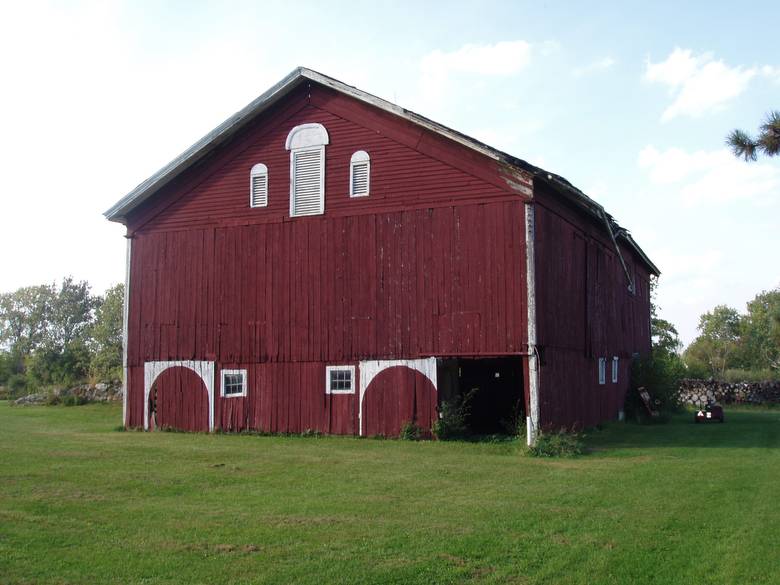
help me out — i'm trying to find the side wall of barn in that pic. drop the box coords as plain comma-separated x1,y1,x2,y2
532,189,653,430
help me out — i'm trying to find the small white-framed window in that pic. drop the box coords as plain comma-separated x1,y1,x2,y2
612,356,619,383
325,365,355,395
598,358,606,385
250,163,268,208
349,150,370,197
221,369,247,397
286,123,329,217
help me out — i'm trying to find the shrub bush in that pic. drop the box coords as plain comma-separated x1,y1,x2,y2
626,350,685,421
400,421,423,441
722,368,780,383
527,431,584,457
7,374,28,398
432,399,468,440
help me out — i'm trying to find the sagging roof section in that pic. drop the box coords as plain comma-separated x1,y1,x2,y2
104,67,659,276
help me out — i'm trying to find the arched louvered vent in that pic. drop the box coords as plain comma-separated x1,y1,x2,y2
249,163,268,208
286,123,328,217
350,150,370,197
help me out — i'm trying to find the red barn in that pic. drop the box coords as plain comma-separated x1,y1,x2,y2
105,68,658,443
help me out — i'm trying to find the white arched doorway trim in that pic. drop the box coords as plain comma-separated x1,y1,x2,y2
358,357,437,436
143,360,215,431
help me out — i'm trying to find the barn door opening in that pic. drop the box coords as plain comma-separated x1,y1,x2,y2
149,366,209,432
437,357,525,435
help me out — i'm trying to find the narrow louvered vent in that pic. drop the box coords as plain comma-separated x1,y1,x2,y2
251,175,267,207
249,163,268,208
292,149,323,216
349,150,370,197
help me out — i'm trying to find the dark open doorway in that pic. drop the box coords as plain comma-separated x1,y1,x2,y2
437,357,525,436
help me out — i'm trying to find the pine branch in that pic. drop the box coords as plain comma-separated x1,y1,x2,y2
726,129,759,161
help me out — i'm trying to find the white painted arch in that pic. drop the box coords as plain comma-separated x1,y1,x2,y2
358,358,437,436
285,123,329,150
143,360,215,431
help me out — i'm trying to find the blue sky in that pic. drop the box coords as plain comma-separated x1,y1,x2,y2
0,0,778,346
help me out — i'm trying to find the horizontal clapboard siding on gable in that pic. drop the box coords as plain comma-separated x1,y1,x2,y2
131,85,523,233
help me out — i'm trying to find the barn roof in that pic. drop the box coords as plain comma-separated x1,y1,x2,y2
104,67,658,275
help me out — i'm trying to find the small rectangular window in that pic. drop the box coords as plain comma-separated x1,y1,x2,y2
612,356,619,383
598,358,606,385
326,365,355,394
222,369,247,397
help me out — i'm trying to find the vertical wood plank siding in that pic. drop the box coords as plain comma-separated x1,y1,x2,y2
126,201,528,431
533,190,652,430
123,84,530,433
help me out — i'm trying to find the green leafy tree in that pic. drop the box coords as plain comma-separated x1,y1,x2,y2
740,288,780,372
627,276,686,418
727,110,780,161
90,283,124,381
0,284,55,361
684,305,742,378
0,278,99,390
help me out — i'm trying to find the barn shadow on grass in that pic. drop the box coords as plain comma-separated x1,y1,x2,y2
585,408,780,452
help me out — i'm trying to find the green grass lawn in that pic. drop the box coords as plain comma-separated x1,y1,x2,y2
1,402,778,585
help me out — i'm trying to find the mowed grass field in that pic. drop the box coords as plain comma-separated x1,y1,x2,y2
1,402,779,585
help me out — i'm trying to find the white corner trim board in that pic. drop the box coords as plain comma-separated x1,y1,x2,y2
122,238,131,427
143,360,215,431
525,202,540,446
358,358,438,436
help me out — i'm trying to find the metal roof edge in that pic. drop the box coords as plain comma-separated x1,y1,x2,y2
104,67,308,221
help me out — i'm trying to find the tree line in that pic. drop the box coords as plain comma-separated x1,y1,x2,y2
683,289,780,381
0,278,123,397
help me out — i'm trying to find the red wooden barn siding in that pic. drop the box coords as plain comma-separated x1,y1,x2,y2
532,189,652,430
123,85,530,431
128,85,529,234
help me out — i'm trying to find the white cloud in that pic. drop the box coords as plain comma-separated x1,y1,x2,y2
421,40,532,77
638,145,780,206
644,48,758,121
761,65,780,83
573,57,615,78
419,41,532,105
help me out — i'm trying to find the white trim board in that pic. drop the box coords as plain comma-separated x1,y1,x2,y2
143,360,215,431
525,203,540,446
358,358,437,436
122,238,131,427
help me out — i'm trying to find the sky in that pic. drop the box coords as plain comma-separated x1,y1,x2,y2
0,0,778,347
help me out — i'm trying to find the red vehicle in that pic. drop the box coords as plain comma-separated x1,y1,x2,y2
695,403,725,423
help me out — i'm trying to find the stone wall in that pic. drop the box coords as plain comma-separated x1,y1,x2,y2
677,379,780,408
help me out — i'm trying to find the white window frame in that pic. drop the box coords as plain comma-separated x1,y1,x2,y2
249,163,268,208
598,358,606,385
325,365,355,395
286,123,329,217
612,356,619,383
221,369,248,398
349,150,370,197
